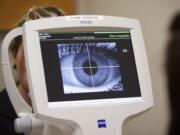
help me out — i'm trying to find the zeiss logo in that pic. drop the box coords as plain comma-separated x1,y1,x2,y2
97,119,107,128
80,20,92,24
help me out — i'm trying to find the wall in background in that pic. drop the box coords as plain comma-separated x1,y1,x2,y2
0,0,75,30
76,0,179,135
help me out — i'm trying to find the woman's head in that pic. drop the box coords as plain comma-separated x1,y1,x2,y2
9,6,65,59
9,6,65,104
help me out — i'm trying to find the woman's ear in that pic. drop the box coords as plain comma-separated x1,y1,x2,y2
13,64,17,70
9,51,17,70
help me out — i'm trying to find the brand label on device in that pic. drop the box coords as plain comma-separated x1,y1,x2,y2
97,119,107,128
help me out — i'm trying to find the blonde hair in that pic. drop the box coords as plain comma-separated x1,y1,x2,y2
16,6,65,26
10,6,65,58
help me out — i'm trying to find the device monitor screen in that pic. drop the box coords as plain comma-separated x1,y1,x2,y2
39,31,141,102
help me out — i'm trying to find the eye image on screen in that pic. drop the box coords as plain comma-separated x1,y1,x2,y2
57,42,124,94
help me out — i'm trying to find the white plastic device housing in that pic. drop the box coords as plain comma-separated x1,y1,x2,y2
1,15,153,135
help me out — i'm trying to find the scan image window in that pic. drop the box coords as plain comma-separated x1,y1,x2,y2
57,42,124,94
40,31,141,101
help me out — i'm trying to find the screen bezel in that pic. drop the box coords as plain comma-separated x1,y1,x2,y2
39,31,141,102
23,16,152,111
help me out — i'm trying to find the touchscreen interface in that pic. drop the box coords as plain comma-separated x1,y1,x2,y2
39,31,141,102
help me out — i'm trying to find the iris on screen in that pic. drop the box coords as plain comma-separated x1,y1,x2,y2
57,42,124,94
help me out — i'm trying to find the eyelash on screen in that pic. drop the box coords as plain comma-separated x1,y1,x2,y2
58,42,117,59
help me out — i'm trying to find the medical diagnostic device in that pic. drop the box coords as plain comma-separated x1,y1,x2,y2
1,15,153,135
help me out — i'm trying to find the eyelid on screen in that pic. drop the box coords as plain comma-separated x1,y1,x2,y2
57,43,123,94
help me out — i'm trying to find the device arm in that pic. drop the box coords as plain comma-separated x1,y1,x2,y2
14,113,44,135
1,27,32,114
